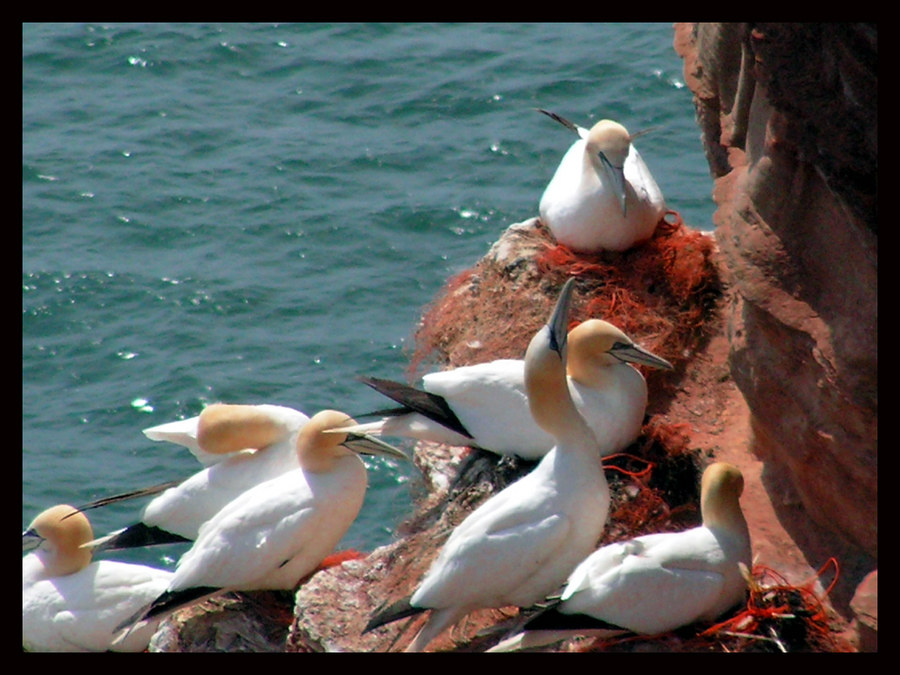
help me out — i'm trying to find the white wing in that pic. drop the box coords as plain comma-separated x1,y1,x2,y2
561,528,729,634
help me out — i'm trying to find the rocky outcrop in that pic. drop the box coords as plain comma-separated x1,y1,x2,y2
674,23,877,558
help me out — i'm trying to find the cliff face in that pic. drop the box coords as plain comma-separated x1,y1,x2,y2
674,23,877,557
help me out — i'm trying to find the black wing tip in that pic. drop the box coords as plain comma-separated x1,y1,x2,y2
115,585,220,633
71,480,182,516
357,374,401,389
523,607,625,632
536,108,578,134
355,406,412,419
144,586,221,622
363,596,424,634
357,375,417,407
99,523,192,552
357,374,474,441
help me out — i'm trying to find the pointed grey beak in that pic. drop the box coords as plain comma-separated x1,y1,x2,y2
23,528,43,553
598,152,628,217
547,278,577,358
342,432,410,461
610,341,674,371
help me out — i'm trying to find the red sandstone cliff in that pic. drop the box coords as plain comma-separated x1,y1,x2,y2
676,22,876,559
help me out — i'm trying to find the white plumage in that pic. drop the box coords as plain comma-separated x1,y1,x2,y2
23,504,173,652
116,410,408,634
364,279,617,651
354,319,672,460
488,462,753,651
85,403,317,551
538,109,666,253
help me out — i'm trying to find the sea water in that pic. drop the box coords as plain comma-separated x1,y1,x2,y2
23,22,714,569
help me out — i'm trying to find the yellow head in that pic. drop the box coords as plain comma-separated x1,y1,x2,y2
700,462,748,533
585,119,632,169
197,403,292,455
567,319,673,381
298,410,408,473
23,504,94,577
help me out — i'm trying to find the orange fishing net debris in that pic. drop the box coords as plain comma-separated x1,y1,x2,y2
300,549,366,585
694,557,848,652
599,432,703,545
318,549,366,569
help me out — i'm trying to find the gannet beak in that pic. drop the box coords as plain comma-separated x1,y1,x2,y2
23,528,43,553
598,152,628,217
337,431,410,461
78,530,121,553
548,278,577,357
610,342,674,371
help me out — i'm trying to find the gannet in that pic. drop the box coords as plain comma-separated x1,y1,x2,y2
538,108,666,253
364,278,613,652
353,320,672,460
116,410,408,634
143,403,310,466
23,505,173,652
85,403,316,551
488,462,753,652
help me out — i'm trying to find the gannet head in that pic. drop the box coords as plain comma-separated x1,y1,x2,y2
300,410,408,472
585,120,632,216
567,319,674,377
196,403,294,456
23,504,93,576
700,462,748,533
586,120,631,168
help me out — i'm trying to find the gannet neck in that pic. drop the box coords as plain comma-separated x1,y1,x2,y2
700,463,749,537
23,505,93,577
196,403,299,456
525,328,584,436
524,279,590,438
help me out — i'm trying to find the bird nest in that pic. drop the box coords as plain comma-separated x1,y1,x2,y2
408,213,720,390
565,558,851,653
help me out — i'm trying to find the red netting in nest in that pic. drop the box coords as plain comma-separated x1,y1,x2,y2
300,549,366,585
601,452,696,541
408,212,719,381
597,417,703,546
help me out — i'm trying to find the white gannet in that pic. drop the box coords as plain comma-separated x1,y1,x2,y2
23,504,173,652
142,403,310,466
116,410,408,634
353,320,672,460
364,278,613,652
538,108,666,253
85,403,315,551
488,462,753,652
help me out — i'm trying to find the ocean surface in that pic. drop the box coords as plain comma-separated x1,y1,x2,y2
22,22,715,570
